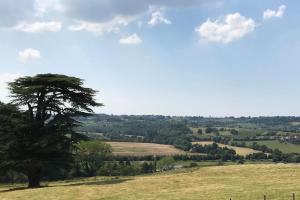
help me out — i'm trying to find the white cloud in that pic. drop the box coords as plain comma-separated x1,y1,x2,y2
119,34,142,45
18,48,41,63
68,16,135,35
195,13,255,44
14,21,62,33
263,5,287,20
148,11,171,26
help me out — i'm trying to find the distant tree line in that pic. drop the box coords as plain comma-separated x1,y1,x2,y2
185,116,300,133
78,116,193,151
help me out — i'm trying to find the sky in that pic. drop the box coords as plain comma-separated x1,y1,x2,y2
0,0,300,117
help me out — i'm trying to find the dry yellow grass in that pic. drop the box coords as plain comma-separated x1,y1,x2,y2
0,164,299,200
192,141,260,156
106,142,187,156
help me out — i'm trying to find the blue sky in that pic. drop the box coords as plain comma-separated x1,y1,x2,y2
0,0,300,116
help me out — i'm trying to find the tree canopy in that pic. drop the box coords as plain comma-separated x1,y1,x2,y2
0,74,101,188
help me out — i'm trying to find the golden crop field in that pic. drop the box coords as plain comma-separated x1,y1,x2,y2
106,142,187,156
192,141,260,156
1,164,299,200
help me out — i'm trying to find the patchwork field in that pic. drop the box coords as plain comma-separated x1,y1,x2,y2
1,164,299,200
245,140,300,154
106,142,187,156
193,141,260,156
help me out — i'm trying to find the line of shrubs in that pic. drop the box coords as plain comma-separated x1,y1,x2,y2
1,141,300,184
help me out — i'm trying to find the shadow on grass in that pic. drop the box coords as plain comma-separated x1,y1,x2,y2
59,178,133,187
0,186,43,193
0,178,132,193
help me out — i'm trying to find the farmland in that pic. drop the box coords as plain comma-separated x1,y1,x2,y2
106,142,188,156
192,141,260,156
1,164,299,200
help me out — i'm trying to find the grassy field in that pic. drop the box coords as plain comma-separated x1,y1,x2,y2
106,142,188,156
236,128,266,137
192,141,260,156
1,164,299,200
245,140,300,154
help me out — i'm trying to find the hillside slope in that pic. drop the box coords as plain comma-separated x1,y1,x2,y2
1,164,299,200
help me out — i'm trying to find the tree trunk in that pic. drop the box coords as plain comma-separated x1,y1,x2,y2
27,166,42,188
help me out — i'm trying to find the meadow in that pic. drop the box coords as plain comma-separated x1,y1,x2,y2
192,141,260,156
1,164,299,200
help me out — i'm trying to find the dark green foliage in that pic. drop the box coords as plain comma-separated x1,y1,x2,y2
75,141,112,176
190,143,238,161
283,153,300,163
230,141,246,147
250,142,273,153
0,103,29,181
272,149,284,162
237,159,245,164
0,170,27,184
205,127,214,134
141,162,155,173
188,162,198,168
197,129,203,134
185,116,300,132
264,150,300,163
173,136,192,151
96,161,154,176
0,74,101,187
212,136,231,144
230,129,239,135
246,152,269,160
157,157,175,171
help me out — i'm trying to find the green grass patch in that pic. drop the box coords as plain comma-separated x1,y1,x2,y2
0,164,299,200
245,140,300,153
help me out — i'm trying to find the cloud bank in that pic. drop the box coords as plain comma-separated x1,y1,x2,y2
0,0,218,33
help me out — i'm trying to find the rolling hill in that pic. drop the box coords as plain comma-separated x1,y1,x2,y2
1,164,299,200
